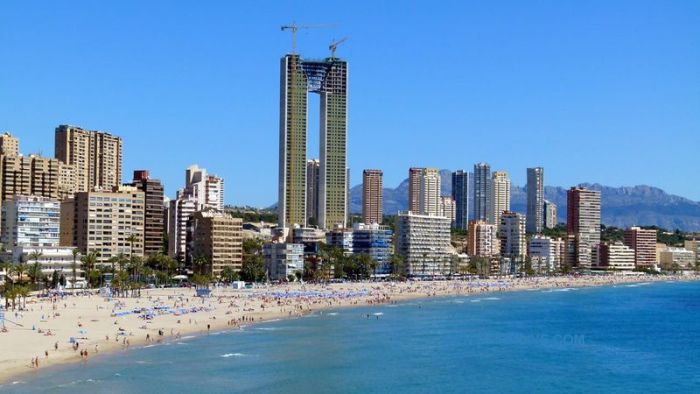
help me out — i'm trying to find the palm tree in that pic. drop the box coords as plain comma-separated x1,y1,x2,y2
126,234,139,259
15,255,27,285
28,261,44,290
193,256,209,276
129,256,144,296
80,252,99,288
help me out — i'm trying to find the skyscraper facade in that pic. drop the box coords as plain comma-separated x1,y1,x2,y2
278,54,348,230
362,169,383,224
183,165,224,211
71,186,144,265
567,187,601,268
188,210,243,276
489,171,510,226
306,159,320,226
420,168,441,216
544,200,557,229
440,196,456,225
499,211,526,258
408,167,423,213
0,132,19,156
473,163,491,222
396,211,452,277
1,195,60,248
0,154,60,201
467,220,499,257
54,125,123,193
623,227,657,268
526,167,545,233
131,170,165,257
451,170,470,230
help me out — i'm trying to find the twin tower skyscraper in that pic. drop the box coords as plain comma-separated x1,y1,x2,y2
278,52,348,230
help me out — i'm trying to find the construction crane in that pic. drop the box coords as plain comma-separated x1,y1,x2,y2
328,37,348,59
280,22,332,53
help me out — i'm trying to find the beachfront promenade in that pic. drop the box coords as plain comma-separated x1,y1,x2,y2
0,275,694,383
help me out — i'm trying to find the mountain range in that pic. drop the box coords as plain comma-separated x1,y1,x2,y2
349,170,700,231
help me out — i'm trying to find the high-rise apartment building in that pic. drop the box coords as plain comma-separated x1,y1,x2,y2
408,168,424,213
54,125,123,193
130,170,165,257
473,163,491,222
623,227,657,268
278,54,348,230
306,159,320,225
0,154,60,201
528,235,565,272
526,167,545,233
188,210,242,276
499,211,526,258
71,186,144,265
440,196,456,225
0,132,19,156
567,187,601,268
396,211,452,277
264,243,304,281
489,171,510,226
168,194,197,262
362,169,383,224
184,165,224,211
352,223,393,276
58,162,77,200
1,195,60,248
467,220,499,257
451,170,470,230
544,200,557,229
420,168,441,216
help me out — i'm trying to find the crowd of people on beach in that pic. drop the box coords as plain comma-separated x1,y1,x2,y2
0,273,693,380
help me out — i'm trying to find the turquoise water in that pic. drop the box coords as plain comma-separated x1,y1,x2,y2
3,281,700,393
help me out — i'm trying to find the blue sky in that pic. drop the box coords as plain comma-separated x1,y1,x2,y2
1,0,698,206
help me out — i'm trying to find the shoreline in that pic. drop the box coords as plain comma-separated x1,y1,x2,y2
1,275,696,385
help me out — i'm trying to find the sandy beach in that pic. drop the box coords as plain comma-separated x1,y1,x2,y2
0,274,695,384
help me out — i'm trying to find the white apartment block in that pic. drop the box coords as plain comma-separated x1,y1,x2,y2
440,196,456,225
396,211,452,277
12,246,85,288
184,165,225,211
264,243,304,281
528,235,564,272
168,195,196,261
597,242,635,271
1,195,60,248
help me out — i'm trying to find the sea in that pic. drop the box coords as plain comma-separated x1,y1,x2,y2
2,280,699,393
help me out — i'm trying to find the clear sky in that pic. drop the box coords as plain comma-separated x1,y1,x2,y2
1,0,698,206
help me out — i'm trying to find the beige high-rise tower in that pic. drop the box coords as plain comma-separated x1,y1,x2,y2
362,169,383,224
0,132,19,156
0,154,60,201
278,54,348,230
54,125,123,192
489,171,511,226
